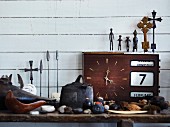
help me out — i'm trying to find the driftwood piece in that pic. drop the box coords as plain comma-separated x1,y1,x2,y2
0,75,56,110
5,90,46,114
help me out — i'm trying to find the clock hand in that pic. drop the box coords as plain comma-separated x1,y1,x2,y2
108,79,113,84
106,67,110,76
104,76,109,85
104,67,113,85
104,76,113,85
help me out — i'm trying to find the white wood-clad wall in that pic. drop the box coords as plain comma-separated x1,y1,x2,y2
0,0,170,126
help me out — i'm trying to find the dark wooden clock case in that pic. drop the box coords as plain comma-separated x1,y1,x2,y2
83,52,160,102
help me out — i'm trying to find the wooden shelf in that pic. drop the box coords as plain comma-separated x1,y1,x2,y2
0,111,170,124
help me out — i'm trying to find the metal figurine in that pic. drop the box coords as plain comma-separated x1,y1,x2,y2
125,36,131,52
137,16,153,52
132,30,138,52
24,60,38,84
117,35,123,51
148,10,162,53
39,60,43,96
109,28,114,51
46,50,50,98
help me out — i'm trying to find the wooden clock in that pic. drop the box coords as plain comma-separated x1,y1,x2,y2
83,52,160,102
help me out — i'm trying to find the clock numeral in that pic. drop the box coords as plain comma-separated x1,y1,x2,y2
89,68,94,71
96,61,100,65
86,77,92,80
120,68,124,71
139,74,146,85
106,58,109,64
115,61,117,65
105,94,108,100
96,92,100,97
122,78,127,80
120,86,124,90
113,92,117,96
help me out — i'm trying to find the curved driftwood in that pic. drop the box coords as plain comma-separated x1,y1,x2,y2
5,90,46,114
0,75,56,110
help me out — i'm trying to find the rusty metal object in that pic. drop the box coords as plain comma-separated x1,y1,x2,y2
148,10,162,53
137,16,153,52
5,90,46,114
24,60,38,84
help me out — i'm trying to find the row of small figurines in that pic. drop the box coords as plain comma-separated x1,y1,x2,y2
109,28,138,52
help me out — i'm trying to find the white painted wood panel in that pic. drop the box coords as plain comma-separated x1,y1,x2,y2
159,70,170,87
0,17,169,34
0,52,169,70
159,88,170,101
0,0,169,17
0,52,82,69
0,35,170,52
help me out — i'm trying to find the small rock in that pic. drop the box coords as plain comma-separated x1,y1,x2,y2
73,108,83,114
83,98,93,110
84,109,92,114
41,105,55,113
58,105,66,113
92,104,105,114
64,106,73,114
104,105,109,111
109,103,121,110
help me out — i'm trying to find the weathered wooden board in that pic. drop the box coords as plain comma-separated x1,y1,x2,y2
0,0,169,17
0,17,169,34
0,35,170,52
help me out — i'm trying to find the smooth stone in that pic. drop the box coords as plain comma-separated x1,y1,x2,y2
58,105,66,113
64,106,73,114
73,108,83,114
104,105,109,111
41,105,55,112
84,109,92,114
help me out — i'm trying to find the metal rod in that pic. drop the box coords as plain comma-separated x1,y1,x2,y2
29,61,33,84
46,50,50,98
56,50,59,93
40,60,43,96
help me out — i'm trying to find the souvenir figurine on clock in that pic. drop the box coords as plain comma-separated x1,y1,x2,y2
83,52,160,102
132,30,138,52
117,35,123,51
109,28,114,51
125,36,131,52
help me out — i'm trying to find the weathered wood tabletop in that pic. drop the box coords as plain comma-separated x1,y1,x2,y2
0,111,170,127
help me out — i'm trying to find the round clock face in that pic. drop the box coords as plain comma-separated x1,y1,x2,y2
84,55,129,101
